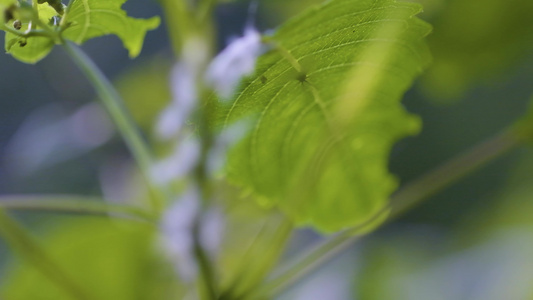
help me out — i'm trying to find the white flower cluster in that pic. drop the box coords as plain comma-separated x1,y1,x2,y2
205,27,264,99
159,186,224,282
154,19,264,282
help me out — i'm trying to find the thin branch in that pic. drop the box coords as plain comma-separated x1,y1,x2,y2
0,195,155,222
61,41,166,213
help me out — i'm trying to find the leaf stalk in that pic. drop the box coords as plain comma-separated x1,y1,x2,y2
61,41,166,214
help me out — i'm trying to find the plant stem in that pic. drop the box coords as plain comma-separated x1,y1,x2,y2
0,208,92,299
196,0,218,23
259,128,522,298
193,220,218,300
61,41,165,213
158,0,193,55
389,129,520,216
0,195,155,222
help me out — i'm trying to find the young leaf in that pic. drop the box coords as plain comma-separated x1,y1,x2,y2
213,0,431,232
1,0,17,24
62,0,161,58
4,3,57,63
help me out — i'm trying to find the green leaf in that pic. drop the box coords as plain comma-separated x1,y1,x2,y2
421,0,533,100
513,95,533,141
4,3,57,63
212,0,431,232
62,0,160,58
114,58,172,131
0,0,17,24
0,218,181,300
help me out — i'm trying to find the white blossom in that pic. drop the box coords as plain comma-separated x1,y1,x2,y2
205,27,264,99
156,37,210,140
207,120,251,176
151,137,201,185
159,187,225,282
160,187,201,282
200,206,225,256
155,63,197,140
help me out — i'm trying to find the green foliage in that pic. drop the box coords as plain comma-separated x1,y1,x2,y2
356,150,533,300
513,95,533,142
4,3,57,63
0,0,17,24
1,218,180,300
37,0,64,15
421,0,533,100
62,0,160,58
213,0,431,232
115,59,172,131
2,0,160,63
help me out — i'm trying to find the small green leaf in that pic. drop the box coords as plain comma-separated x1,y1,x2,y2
4,3,57,63
213,0,431,232
62,0,160,58
1,0,17,24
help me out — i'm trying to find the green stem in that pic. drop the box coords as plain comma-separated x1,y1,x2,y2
61,41,165,213
193,222,218,300
0,195,155,222
0,25,51,37
0,208,92,300
389,129,520,215
196,0,218,23
259,128,521,298
158,0,192,55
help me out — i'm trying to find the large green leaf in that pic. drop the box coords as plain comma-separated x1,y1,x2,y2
62,0,160,58
212,0,431,232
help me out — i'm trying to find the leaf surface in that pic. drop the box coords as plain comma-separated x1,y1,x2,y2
0,218,181,300
213,0,431,232
62,0,160,58
4,3,57,63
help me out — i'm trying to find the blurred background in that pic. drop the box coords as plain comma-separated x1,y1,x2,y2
1,0,533,299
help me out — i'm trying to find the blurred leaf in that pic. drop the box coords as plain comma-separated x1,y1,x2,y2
421,0,533,100
357,229,533,300
212,0,431,232
62,0,160,58
0,0,17,24
357,234,436,300
4,3,57,63
114,58,172,132
513,95,533,142
1,218,180,300
217,194,292,298
2,0,159,63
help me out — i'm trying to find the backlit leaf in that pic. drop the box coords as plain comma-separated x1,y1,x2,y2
212,0,431,232
4,3,57,63
62,0,160,58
